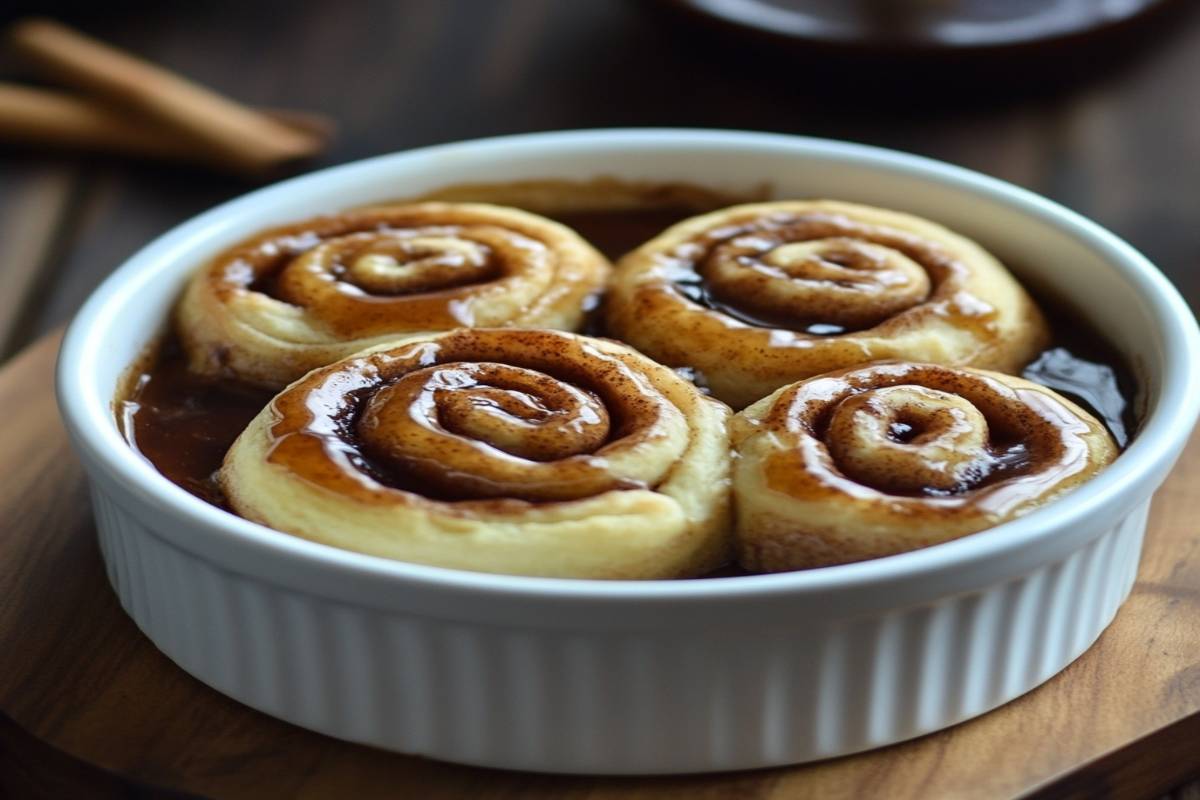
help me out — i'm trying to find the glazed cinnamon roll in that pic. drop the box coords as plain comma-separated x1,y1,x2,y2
221,328,732,579
177,203,609,387
731,362,1118,571
606,200,1050,408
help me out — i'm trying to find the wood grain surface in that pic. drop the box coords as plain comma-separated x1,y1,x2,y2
2,2,1199,797
0,327,1198,800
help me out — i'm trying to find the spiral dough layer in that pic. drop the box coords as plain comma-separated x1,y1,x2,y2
221,328,732,579
177,203,610,387
731,362,1118,571
605,200,1050,408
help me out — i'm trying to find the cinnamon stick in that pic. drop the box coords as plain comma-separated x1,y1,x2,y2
0,83,202,161
7,18,329,175
0,83,333,173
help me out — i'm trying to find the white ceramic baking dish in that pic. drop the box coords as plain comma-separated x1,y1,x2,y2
57,129,1200,774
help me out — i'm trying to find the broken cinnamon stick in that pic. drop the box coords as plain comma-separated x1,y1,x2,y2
0,82,201,161
0,83,333,174
7,18,329,175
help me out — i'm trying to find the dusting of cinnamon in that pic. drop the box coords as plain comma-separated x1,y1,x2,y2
262,329,679,508
760,362,1095,516
117,194,1138,560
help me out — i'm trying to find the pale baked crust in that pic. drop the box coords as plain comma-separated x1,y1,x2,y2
731,362,1119,571
177,202,610,388
221,328,732,579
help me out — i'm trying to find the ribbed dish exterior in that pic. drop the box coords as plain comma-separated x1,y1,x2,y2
89,484,1148,774
60,130,1200,775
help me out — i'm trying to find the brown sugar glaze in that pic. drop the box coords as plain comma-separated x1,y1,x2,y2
119,199,734,510
667,212,964,337
261,328,690,508
760,363,1104,511
119,190,1139,570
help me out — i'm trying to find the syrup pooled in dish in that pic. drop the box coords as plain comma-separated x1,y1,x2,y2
220,328,732,579
730,362,1119,571
176,202,610,388
121,198,726,510
606,200,1051,409
118,188,1137,576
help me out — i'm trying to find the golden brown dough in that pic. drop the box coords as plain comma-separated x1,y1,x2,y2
177,202,609,387
731,362,1118,571
606,200,1050,408
221,328,732,579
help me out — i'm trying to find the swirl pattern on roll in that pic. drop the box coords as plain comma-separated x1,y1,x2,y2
605,200,1050,408
221,329,732,579
177,202,610,387
731,362,1118,571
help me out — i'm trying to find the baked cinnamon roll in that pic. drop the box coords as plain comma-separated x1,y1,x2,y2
221,328,732,578
606,200,1050,408
731,362,1118,571
177,203,609,387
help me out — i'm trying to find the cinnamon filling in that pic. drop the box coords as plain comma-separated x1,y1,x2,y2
118,201,1137,516
666,213,957,335
261,333,675,505
219,212,559,337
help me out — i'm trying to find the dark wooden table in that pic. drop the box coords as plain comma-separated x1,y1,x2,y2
1,1,1198,797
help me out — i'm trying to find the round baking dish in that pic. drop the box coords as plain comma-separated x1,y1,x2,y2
57,129,1200,774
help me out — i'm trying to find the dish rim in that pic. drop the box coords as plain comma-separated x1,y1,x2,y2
56,127,1200,603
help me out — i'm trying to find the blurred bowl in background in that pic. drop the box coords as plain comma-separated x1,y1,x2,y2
656,0,1172,53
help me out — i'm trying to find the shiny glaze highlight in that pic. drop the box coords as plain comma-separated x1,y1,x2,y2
260,328,689,507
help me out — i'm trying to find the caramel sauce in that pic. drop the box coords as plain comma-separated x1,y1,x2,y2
1023,342,1133,448
758,363,1100,514
208,209,584,340
120,336,274,508
813,380,1037,499
262,329,676,506
672,270,849,335
667,213,958,336
118,199,1139,551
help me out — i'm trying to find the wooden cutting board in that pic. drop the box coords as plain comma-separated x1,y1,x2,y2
2,331,1200,800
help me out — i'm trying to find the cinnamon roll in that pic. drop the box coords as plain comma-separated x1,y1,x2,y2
605,200,1050,408
731,362,1118,571
177,203,609,387
221,328,732,579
